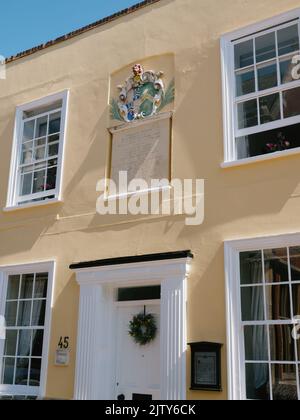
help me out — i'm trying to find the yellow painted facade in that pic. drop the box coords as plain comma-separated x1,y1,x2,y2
1,0,300,400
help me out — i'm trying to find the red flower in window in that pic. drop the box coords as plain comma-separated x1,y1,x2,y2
265,132,290,153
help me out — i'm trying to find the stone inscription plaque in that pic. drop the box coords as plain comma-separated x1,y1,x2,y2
110,117,171,192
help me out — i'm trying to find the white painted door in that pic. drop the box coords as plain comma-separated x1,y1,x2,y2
115,303,160,401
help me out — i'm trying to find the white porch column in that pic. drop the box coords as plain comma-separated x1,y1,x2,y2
74,284,99,400
160,275,187,400
74,282,112,400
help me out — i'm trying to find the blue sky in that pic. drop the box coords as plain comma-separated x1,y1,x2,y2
0,0,140,58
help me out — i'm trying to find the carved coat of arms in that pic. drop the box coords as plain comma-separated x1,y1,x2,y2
110,64,174,123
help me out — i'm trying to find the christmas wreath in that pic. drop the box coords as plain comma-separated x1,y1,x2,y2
129,312,157,346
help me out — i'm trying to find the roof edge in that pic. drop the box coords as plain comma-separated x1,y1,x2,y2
5,0,162,64
70,250,193,270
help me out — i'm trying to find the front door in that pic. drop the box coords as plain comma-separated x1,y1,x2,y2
115,303,160,401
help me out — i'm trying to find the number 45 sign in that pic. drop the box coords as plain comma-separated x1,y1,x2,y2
55,337,70,367
58,336,70,350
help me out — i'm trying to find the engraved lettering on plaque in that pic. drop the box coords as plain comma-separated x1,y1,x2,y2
110,118,171,192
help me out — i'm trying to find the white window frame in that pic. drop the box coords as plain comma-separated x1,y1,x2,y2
5,90,69,211
224,233,300,400
221,8,300,167
0,261,55,398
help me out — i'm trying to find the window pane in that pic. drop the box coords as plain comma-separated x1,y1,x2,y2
235,40,254,69
292,284,300,318
118,286,161,302
24,101,62,119
290,247,300,281
15,358,29,386
35,137,46,147
17,329,31,357
17,301,32,327
259,93,281,124
244,325,268,361
278,25,300,56
4,330,18,356
256,32,276,63
280,57,297,84
34,161,47,171
5,302,17,327
241,286,265,321
22,164,35,173
21,148,33,165
2,358,15,385
283,87,300,118
31,301,46,327
270,325,295,361
7,276,20,300
21,172,33,196
32,170,46,194
47,158,58,168
271,364,298,400
257,62,277,91
30,358,42,387
48,112,61,135
20,274,34,299
35,116,48,138
245,363,270,400
22,140,33,151
46,167,57,191
240,251,262,285
238,99,258,129
236,123,300,159
48,143,59,157
34,273,48,299
236,69,255,96
264,248,289,283
265,285,291,320
48,134,60,144
34,146,46,161
32,330,44,357
23,120,35,141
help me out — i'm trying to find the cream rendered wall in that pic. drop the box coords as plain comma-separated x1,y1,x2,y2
1,0,300,400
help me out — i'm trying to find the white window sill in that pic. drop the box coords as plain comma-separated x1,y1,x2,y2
221,147,300,169
3,198,62,213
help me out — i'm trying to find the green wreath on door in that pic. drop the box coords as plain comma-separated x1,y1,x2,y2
128,311,157,346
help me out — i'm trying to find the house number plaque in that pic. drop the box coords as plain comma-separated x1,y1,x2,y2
55,336,70,366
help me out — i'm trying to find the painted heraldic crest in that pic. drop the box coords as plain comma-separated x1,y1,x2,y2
110,64,175,123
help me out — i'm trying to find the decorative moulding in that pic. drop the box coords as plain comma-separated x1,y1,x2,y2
110,63,175,124
109,110,173,134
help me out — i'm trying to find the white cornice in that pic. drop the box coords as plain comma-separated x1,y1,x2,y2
74,257,192,286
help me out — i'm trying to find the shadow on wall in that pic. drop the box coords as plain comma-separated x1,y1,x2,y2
45,268,79,400
0,117,17,204
186,244,226,338
62,98,109,202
